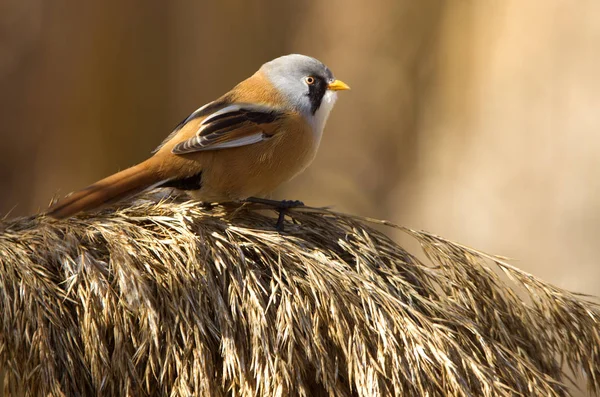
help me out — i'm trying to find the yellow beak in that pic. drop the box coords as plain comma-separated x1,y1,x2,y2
327,79,351,91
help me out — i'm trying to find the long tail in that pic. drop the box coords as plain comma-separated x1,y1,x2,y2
45,160,164,219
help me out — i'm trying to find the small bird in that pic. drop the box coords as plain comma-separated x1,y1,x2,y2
45,54,349,220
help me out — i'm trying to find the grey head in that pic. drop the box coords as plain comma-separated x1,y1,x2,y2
260,54,349,134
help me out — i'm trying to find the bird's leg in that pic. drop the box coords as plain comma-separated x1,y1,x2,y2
244,197,304,231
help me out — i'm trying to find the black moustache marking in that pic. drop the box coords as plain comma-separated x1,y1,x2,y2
307,77,328,115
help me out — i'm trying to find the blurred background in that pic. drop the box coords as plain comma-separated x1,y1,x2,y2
1,1,599,377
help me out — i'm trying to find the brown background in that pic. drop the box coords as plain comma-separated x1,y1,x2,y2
1,2,599,393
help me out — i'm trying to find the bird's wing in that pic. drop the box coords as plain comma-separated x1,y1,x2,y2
169,103,285,154
152,100,226,153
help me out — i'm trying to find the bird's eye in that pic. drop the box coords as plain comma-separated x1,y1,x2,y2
305,76,315,85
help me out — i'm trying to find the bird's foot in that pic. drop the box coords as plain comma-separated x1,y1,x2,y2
244,197,304,231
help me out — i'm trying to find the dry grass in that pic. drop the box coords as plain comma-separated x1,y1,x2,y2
0,193,599,396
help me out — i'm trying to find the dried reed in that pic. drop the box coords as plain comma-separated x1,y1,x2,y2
0,194,598,396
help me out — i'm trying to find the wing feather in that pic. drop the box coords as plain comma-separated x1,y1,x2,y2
152,99,234,154
171,103,283,154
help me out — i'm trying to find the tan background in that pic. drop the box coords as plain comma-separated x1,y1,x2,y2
1,3,599,393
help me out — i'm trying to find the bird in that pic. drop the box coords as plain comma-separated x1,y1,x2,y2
45,54,350,221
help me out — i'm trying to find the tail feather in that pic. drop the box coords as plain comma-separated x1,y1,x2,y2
46,161,164,219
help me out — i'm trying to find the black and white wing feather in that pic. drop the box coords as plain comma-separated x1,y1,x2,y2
152,100,227,154
170,103,284,155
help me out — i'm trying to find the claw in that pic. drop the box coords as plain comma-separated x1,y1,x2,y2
244,197,304,231
278,199,304,208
